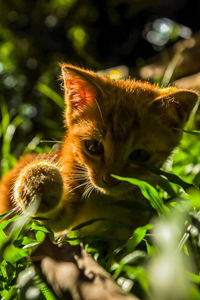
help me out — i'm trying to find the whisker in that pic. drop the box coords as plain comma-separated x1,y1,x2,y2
82,181,96,199
69,172,89,180
70,174,88,178
94,98,105,126
72,171,87,176
73,162,87,168
69,178,88,182
69,181,88,193
87,185,95,198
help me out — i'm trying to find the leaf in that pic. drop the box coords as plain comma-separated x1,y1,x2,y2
181,129,200,136
188,189,200,210
139,163,194,191
0,97,10,138
112,175,168,215
154,175,177,198
0,208,18,221
37,83,64,109
120,250,146,265
71,218,104,231
193,171,200,188
145,241,156,256
112,263,123,280
0,215,19,231
184,244,189,256
0,290,8,298
34,273,57,300
3,245,28,265
123,265,150,294
2,285,18,299
189,286,200,299
0,260,9,280
126,224,153,252
187,271,200,284
0,228,8,246
30,222,52,233
22,236,37,246
35,230,46,243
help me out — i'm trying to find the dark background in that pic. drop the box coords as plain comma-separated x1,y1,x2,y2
0,0,199,160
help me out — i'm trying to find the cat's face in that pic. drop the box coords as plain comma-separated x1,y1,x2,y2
62,64,198,196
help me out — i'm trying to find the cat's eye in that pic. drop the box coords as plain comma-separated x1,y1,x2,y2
84,140,104,156
129,149,151,163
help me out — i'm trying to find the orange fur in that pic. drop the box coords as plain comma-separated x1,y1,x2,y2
0,64,198,236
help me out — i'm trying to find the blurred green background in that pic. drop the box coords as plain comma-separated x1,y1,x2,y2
0,0,199,166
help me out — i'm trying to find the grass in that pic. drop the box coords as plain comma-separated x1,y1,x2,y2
0,84,200,299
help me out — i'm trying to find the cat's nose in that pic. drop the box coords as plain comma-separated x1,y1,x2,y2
102,174,120,187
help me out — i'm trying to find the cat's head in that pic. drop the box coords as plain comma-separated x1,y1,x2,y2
61,64,198,196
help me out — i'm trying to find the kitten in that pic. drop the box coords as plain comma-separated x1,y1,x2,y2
0,64,198,238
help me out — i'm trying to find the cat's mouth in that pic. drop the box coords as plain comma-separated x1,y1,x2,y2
91,171,155,197
86,168,152,197
90,179,137,196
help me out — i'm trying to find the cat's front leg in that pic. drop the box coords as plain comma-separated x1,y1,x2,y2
13,161,64,216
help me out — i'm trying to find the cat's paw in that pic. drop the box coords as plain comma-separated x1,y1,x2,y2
13,161,63,214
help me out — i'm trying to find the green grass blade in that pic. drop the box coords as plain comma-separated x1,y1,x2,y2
176,128,200,136
37,82,64,109
112,175,168,215
0,208,18,221
71,218,104,231
0,96,10,139
126,224,153,252
138,163,194,191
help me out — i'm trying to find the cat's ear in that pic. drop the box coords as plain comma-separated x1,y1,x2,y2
151,89,198,128
61,64,102,123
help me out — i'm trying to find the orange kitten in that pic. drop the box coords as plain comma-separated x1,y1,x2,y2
0,64,198,238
